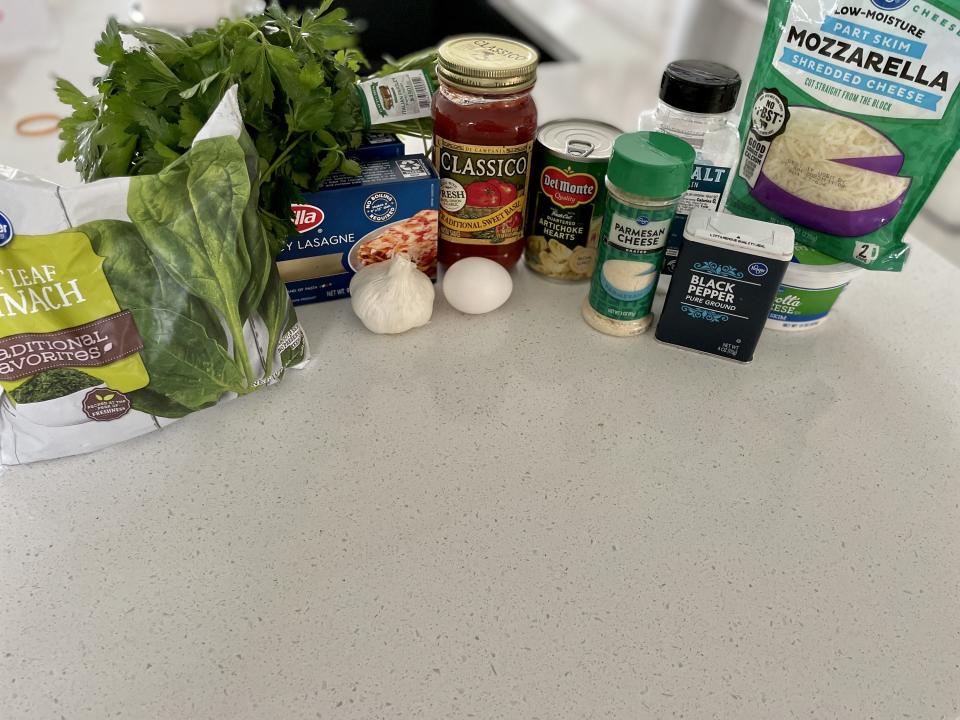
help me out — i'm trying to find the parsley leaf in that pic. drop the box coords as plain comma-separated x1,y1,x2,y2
56,2,437,256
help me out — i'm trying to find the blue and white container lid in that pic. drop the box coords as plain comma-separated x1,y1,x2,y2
683,209,795,263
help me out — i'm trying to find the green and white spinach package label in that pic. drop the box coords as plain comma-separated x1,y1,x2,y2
0,86,308,466
727,0,960,271
588,198,674,322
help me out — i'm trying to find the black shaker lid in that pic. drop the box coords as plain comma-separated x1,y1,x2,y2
659,60,742,114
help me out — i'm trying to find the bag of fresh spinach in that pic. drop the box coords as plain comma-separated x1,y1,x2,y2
0,87,308,465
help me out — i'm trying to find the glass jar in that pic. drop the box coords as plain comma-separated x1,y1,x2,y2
433,36,539,270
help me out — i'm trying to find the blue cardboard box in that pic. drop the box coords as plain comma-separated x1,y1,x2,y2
346,132,405,161
278,155,439,305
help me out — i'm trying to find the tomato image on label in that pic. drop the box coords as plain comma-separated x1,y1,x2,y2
492,179,517,204
462,179,522,235
465,180,501,208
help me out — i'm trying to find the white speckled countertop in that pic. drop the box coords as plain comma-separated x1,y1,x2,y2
2,2,960,718
2,239,960,719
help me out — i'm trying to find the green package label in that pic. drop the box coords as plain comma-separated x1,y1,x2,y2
769,282,849,323
793,242,845,266
525,154,609,280
357,70,434,127
727,0,960,272
588,196,676,322
0,231,149,400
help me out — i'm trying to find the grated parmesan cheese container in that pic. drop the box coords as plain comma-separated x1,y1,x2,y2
582,132,695,337
766,243,862,331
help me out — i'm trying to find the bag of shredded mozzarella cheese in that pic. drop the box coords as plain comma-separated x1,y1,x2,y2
727,0,960,271
0,87,308,466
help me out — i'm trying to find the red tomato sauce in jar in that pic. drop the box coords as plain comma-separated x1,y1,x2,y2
433,36,539,269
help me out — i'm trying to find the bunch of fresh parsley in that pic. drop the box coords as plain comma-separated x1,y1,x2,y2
56,1,436,255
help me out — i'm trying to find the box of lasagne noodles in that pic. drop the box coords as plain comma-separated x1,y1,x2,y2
277,154,439,306
346,132,405,161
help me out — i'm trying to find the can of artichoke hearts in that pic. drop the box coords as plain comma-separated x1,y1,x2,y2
525,119,622,280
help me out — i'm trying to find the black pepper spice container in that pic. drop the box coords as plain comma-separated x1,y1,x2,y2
655,209,795,363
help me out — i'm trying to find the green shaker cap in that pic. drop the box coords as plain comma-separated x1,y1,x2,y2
607,131,696,200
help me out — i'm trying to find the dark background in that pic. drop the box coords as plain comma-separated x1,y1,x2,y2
290,0,566,68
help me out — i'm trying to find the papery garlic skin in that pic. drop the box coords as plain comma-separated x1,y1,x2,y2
349,255,435,335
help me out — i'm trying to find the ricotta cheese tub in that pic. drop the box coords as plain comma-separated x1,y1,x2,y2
766,243,862,331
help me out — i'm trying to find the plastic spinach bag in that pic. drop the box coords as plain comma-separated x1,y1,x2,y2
726,0,960,271
0,87,307,465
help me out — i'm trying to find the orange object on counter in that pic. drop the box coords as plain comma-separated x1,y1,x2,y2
15,114,61,137
432,35,539,270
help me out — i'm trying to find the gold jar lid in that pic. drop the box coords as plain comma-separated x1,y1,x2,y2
436,35,539,94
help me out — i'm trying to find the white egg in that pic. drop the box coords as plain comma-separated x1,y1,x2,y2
442,257,514,315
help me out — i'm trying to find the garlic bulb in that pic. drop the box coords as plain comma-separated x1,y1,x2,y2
349,255,435,334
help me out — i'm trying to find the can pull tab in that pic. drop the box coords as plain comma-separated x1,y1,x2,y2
565,139,595,157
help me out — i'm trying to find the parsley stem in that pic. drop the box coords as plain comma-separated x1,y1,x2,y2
261,134,307,182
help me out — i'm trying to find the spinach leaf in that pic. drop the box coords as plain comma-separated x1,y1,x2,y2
236,131,301,376
127,308,248,410
125,387,211,420
126,137,255,384
83,219,247,414
83,220,227,348
8,369,100,405
185,139,253,316
256,268,305,376
237,132,271,323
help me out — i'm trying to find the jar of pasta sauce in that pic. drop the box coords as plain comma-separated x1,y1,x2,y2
433,35,539,270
